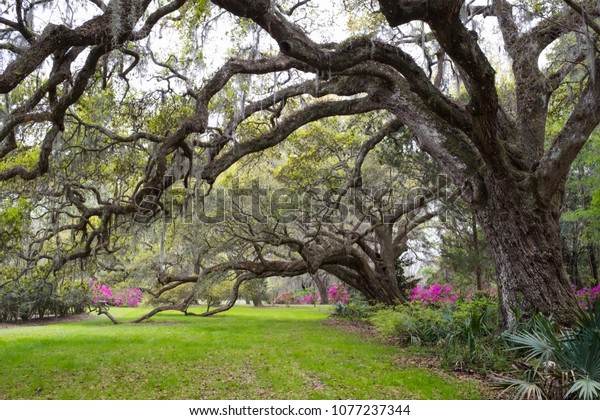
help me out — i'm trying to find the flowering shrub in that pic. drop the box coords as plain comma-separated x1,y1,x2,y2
89,279,142,307
328,284,350,305
332,302,371,320
409,283,458,307
369,297,506,371
90,279,113,305
274,290,320,305
115,288,143,307
572,284,600,309
295,293,317,304
274,292,293,305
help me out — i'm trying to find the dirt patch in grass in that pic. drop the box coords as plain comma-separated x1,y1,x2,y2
0,313,94,329
296,369,327,391
322,318,381,340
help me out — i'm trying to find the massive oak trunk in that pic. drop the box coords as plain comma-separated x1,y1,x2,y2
474,177,577,326
359,259,405,305
323,261,404,305
371,1,600,327
320,224,409,306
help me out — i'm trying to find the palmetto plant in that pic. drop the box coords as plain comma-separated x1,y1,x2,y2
502,300,600,400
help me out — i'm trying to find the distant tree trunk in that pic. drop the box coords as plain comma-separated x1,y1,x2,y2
563,237,581,287
588,244,599,281
571,236,581,287
471,211,483,291
311,272,330,304
323,258,404,305
363,269,404,305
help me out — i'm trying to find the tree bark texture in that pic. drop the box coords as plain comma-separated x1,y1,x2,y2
475,178,576,326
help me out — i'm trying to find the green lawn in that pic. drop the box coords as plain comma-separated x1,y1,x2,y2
0,306,484,399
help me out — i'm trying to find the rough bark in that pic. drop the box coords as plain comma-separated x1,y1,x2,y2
322,257,403,305
374,0,596,325
471,212,483,291
472,175,577,327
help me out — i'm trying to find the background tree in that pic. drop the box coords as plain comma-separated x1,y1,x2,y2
141,115,448,313
434,202,496,292
561,134,600,287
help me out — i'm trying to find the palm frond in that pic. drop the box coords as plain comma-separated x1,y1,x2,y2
506,306,600,400
505,330,556,364
501,377,546,400
566,378,600,400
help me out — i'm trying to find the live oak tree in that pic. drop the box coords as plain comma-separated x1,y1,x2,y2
2,0,600,326
144,116,445,315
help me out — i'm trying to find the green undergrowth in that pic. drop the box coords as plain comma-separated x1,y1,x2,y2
0,305,484,399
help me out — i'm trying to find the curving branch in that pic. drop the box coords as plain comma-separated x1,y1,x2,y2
201,92,382,184
130,0,188,41
537,58,600,200
349,119,404,188
495,0,600,161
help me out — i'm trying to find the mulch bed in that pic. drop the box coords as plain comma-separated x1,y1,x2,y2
322,318,381,339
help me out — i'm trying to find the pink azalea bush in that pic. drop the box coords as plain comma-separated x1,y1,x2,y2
328,284,350,305
295,293,317,305
274,292,293,305
274,291,320,305
90,279,113,305
123,288,143,307
89,279,142,307
409,283,458,307
572,284,600,309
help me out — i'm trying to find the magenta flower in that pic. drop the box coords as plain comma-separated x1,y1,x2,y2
328,284,350,304
89,279,142,307
574,284,600,309
409,283,458,306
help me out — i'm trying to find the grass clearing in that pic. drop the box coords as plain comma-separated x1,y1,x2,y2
0,306,484,399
